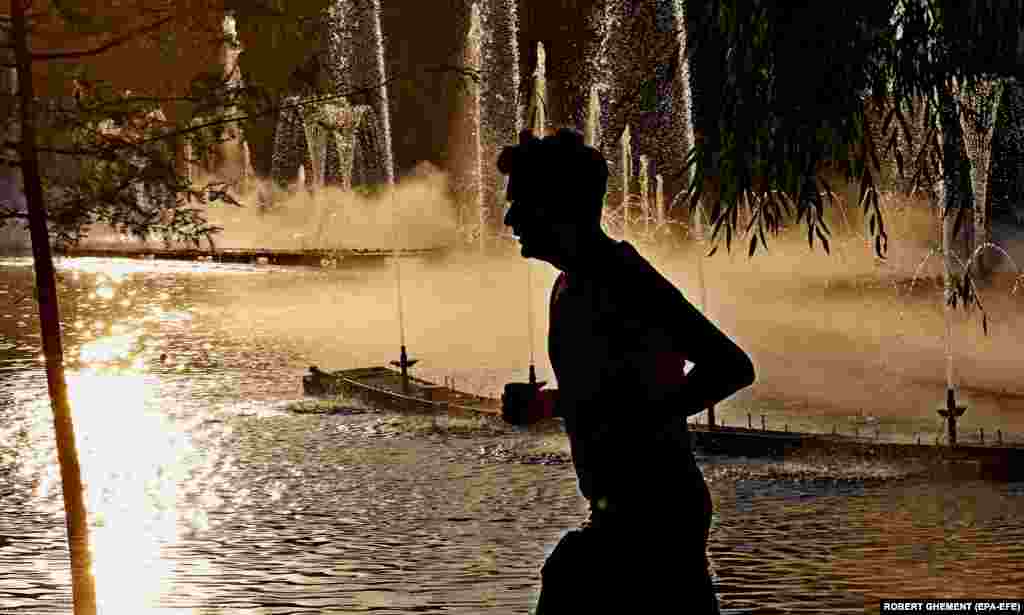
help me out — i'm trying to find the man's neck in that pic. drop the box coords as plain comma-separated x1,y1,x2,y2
560,232,620,276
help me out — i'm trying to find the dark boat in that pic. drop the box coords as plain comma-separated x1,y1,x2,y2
303,365,1024,481
303,365,501,417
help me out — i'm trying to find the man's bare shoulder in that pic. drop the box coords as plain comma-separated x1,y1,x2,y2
612,243,685,305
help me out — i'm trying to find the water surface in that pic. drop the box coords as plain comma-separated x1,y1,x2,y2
1,257,1022,614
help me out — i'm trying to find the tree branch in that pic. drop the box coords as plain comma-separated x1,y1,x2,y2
19,64,472,158
13,15,173,63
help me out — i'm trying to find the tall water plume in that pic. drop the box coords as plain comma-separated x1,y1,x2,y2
585,84,601,148
953,78,1003,273
590,1,619,202
527,42,547,135
640,154,650,235
369,0,395,186
220,12,252,181
324,1,354,99
656,174,665,225
468,2,485,251
270,96,313,190
638,154,647,216
587,2,686,213
478,0,521,240
620,124,631,208
669,0,698,219
269,2,389,194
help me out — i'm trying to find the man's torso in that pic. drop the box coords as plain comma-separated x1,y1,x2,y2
547,241,703,506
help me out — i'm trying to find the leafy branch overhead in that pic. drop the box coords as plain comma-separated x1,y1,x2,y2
1,0,478,249
679,0,1022,264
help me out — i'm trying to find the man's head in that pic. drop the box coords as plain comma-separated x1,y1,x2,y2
498,128,610,267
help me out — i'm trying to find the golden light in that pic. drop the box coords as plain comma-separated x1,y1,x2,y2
77,333,139,365
63,368,206,615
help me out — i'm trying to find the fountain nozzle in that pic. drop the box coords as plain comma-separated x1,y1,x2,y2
390,345,418,394
937,387,967,446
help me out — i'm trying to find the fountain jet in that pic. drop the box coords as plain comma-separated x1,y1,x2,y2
953,78,1004,276
478,0,521,242
269,2,389,196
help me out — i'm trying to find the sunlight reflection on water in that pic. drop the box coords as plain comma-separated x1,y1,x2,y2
67,371,195,614
2,256,1024,614
9,304,223,615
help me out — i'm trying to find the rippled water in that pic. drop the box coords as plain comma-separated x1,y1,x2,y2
1,257,1022,614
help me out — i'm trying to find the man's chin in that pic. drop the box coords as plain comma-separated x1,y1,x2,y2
520,245,552,264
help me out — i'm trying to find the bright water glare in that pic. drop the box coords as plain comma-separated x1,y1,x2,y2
1,255,1023,614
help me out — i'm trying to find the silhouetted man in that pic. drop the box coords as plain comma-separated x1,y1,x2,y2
498,128,755,613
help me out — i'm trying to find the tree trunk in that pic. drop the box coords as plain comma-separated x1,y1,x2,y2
9,3,98,614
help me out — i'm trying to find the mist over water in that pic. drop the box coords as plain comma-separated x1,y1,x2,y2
3,191,1024,612
188,189,1024,444
3,147,1023,442
74,162,458,252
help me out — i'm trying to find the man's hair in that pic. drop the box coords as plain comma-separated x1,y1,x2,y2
497,127,609,225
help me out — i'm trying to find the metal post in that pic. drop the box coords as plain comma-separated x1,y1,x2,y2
937,388,967,446
747,413,752,429
390,344,418,395
399,345,409,393
761,415,766,431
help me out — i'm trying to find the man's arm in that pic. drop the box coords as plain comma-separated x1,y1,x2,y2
605,284,755,416
660,290,755,414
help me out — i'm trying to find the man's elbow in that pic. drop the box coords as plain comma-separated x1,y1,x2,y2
739,354,756,388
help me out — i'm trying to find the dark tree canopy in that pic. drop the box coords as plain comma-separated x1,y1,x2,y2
681,0,1024,258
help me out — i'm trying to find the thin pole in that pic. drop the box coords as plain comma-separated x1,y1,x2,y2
694,201,714,428
390,187,414,394
526,258,536,384
393,206,406,350
696,204,707,313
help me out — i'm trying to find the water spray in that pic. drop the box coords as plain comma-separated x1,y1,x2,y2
675,0,714,427
370,0,414,392
694,203,708,317
387,180,416,393
469,2,486,255
526,257,537,386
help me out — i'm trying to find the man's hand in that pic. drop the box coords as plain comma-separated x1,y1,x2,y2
501,381,550,426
